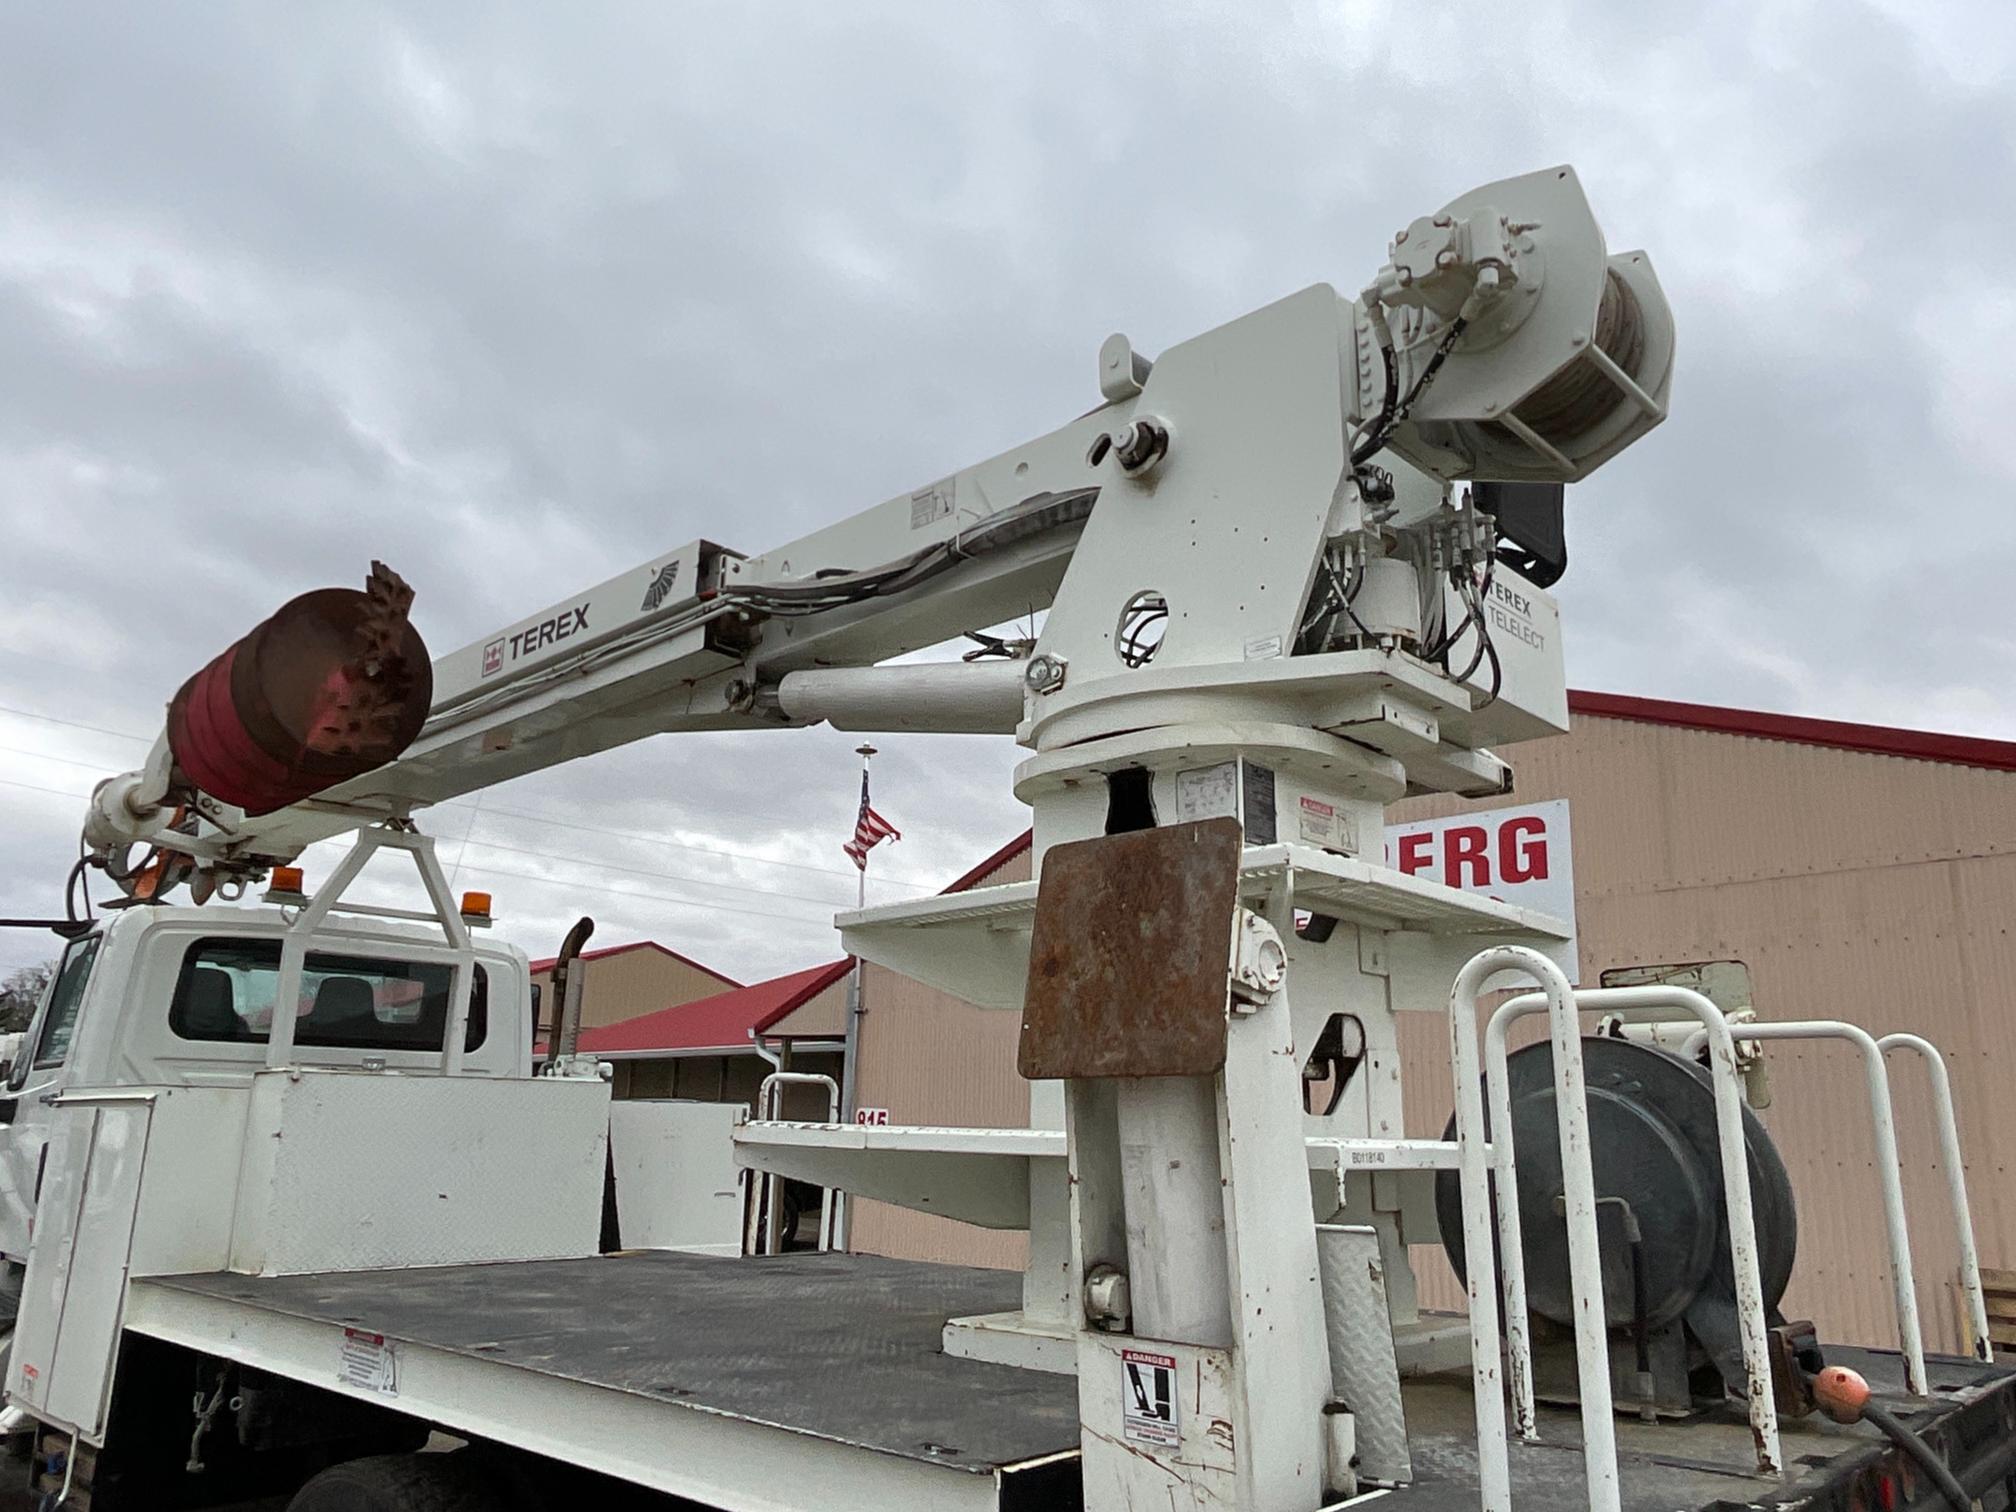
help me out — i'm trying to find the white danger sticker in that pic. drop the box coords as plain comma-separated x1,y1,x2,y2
1121,1348,1179,1447
339,1329,398,1396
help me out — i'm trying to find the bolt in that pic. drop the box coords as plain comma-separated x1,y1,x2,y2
1436,248,1460,269
1024,654,1068,694
1395,228,1409,245
1111,415,1170,474
1433,214,1454,228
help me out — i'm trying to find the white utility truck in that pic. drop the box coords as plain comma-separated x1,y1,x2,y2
7,165,2013,1512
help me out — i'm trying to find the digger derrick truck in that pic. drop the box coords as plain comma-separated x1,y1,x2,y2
0,165,2006,1511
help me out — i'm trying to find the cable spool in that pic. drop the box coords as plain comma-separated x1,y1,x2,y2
1492,269,1646,454
1435,1037,1797,1339
167,563,432,815
1362,166,1675,485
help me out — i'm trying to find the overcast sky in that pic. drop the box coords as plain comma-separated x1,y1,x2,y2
3,1,2012,981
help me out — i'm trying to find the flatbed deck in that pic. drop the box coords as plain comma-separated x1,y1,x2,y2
124,1252,2016,1512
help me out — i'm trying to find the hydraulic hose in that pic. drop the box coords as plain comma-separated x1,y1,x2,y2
1810,1366,1970,1512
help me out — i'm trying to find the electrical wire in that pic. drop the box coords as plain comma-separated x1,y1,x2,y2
0,705,151,743
450,832,901,913
457,803,934,892
0,777,90,802
0,735,937,894
0,743,115,773
445,859,842,929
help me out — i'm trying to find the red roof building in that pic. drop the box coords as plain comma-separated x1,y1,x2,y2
574,960,852,1060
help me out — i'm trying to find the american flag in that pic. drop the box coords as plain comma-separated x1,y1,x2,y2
843,769,900,870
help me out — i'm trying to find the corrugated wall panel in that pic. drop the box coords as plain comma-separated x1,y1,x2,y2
531,948,735,1029
1395,715,2016,1354
851,845,1034,1270
843,714,2016,1348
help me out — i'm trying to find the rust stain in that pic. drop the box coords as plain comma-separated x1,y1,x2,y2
1019,819,1243,1080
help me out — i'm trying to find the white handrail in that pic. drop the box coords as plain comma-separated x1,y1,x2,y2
1450,946,1617,1512
755,1072,841,1253
1491,985,1781,1477
1721,1022,1926,1394
1880,1033,1991,1363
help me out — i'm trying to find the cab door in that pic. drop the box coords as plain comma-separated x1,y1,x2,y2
0,934,103,1261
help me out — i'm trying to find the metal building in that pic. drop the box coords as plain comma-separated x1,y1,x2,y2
847,691,2016,1358
528,939,738,1033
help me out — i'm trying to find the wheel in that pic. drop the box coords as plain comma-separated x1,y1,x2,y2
286,1453,508,1512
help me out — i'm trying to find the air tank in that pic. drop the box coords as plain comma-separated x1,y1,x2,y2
167,562,432,815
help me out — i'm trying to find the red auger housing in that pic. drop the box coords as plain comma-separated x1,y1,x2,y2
166,562,432,815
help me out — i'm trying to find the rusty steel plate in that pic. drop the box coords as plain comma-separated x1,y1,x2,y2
1018,817,1242,1080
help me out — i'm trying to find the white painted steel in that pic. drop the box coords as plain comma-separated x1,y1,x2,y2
1488,985,1781,1477
776,660,1027,734
608,1101,745,1257
1723,1021,1926,1395
264,828,476,1077
940,1309,1078,1375
1879,1033,1991,1363
122,1280,1016,1512
9,1098,153,1440
1117,1076,1234,1349
839,840,1570,1014
1306,1138,1469,1172
735,1123,1058,1231
229,1070,609,1275
1444,950,1516,1512
1451,946,1621,1512
755,1073,839,1253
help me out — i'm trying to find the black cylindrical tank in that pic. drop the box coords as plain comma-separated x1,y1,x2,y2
1436,1036,1797,1330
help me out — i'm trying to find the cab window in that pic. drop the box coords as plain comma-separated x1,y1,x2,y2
167,939,489,1054
19,934,102,1081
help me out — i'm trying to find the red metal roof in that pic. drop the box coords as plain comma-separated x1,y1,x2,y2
940,830,1033,893
1568,690,2016,773
525,938,738,987
570,958,852,1057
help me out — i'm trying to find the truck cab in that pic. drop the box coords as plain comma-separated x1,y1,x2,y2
0,905,535,1268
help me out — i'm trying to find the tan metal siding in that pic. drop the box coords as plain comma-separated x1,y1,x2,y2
764,978,847,1040
530,946,734,1030
851,845,1034,1270
1394,714,2016,1354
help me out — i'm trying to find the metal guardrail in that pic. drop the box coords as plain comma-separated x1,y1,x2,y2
754,1073,841,1254
1491,984,1780,1477
1878,1033,1991,1365
1449,948,1621,1512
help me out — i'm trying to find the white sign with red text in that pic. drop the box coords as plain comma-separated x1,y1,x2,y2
1383,799,1578,982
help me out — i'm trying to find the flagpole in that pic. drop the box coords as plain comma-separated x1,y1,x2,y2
836,742,877,1251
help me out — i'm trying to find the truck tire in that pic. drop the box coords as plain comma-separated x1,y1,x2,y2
286,1453,507,1512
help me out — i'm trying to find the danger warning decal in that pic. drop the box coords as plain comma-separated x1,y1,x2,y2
1121,1348,1179,1447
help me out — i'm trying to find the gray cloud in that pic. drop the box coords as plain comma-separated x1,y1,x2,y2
5,1,2015,975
